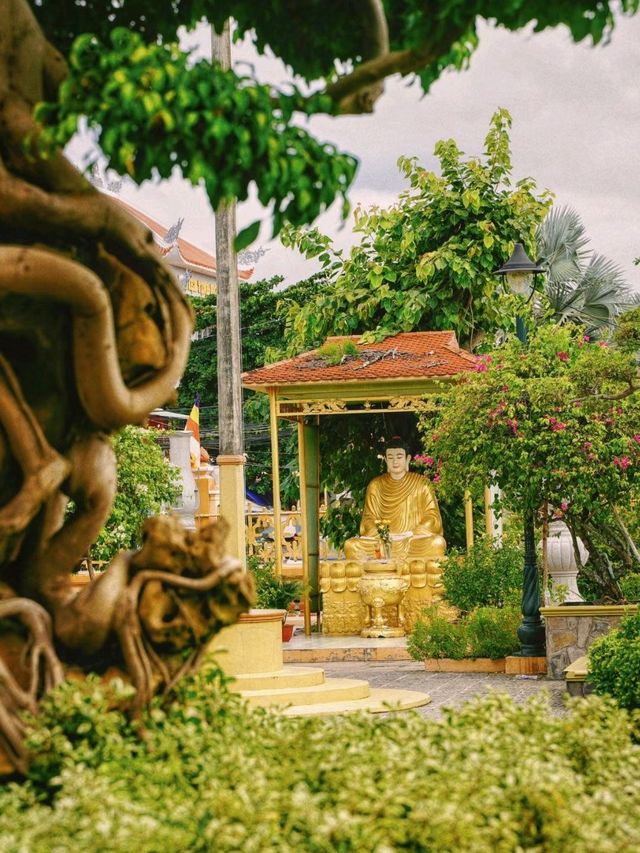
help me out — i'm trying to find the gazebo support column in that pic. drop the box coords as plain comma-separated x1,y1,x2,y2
464,490,474,550
268,389,283,577
298,417,319,637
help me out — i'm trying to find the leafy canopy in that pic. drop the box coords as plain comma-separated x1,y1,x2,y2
280,109,552,350
31,1,639,241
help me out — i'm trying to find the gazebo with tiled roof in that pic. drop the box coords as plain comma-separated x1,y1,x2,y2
242,331,478,635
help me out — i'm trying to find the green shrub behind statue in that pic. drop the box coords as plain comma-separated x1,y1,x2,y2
441,535,523,612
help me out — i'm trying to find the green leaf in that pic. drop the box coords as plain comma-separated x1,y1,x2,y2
235,220,261,251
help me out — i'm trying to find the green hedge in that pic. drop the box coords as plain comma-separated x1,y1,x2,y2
408,605,521,661
588,610,640,709
620,573,640,603
2,668,640,851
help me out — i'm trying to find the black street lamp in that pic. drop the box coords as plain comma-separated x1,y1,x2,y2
495,243,546,657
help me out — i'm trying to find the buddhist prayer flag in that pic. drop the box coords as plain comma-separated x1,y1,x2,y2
185,394,201,469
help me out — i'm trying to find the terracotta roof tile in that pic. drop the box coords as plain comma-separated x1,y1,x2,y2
243,331,476,387
110,196,253,280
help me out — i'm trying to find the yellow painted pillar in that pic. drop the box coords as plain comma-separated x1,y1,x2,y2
194,471,211,529
464,490,474,550
216,455,246,567
298,417,319,637
268,389,283,577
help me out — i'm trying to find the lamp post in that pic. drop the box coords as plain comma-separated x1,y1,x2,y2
495,243,546,657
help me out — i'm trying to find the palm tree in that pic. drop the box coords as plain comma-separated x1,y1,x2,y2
536,206,639,334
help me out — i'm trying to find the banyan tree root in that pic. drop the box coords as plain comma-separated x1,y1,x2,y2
113,517,255,711
0,597,64,775
0,518,253,774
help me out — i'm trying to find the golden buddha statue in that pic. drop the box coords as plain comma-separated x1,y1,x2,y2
319,437,447,635
344,438,446,563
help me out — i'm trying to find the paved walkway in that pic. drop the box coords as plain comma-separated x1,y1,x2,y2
302,660,567,718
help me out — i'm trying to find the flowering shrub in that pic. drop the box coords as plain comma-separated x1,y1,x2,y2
422,322,640,597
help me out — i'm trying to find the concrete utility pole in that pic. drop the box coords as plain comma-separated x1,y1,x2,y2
211,21,246,565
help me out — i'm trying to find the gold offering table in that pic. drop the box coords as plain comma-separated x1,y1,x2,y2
358,559,410,638
320,556,443,636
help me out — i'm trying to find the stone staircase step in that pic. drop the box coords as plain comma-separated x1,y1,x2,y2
240,677,371,708
229,666,325,692
280,687,432,717
564,655,591,697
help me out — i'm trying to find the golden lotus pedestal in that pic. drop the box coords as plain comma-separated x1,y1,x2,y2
358,560,410,638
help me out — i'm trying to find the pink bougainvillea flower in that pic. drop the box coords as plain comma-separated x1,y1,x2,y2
556,351,569,362
506,418,518,435
432,473,441,482
583,335,590,342
633,434,640,443
414,455,434,467
613,456,631,470
598,340,609,348
560,500,569,512
583,441,592,451
548,416,567,432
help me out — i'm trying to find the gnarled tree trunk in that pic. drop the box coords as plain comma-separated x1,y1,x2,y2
0,0,253,775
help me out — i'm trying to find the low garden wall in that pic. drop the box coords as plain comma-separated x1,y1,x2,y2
541,604,639,679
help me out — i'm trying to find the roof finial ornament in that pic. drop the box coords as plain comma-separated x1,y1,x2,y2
163,218,184,246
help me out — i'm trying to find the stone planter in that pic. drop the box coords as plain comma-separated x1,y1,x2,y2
423,658,505,673
541,604,638,679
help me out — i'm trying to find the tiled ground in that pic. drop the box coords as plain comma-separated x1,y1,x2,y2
299,660,567,718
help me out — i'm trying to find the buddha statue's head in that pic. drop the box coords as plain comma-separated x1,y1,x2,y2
384,436,412,481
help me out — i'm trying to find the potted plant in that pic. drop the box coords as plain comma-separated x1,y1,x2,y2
248,557,303,641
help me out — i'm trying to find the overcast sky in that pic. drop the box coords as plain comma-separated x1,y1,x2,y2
70,12,640,292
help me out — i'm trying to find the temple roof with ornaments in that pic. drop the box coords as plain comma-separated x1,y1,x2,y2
105,193,254,297
242,331,476,390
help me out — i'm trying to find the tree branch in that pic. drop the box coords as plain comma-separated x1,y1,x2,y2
573,380,640,404
324,20,465,115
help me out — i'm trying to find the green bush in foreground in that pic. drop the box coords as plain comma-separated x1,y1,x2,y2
3,669,639,852
588,610,640,709
408,605,520,661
